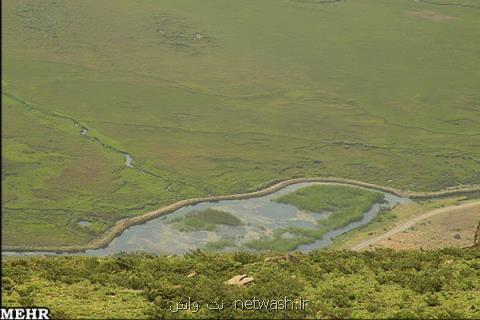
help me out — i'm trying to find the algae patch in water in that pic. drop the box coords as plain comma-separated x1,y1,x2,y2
167,208,243,232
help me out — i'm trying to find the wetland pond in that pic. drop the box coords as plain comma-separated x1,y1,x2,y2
3,182,410,256
87,182,410,255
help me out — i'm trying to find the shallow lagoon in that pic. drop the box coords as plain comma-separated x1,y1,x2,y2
2,182,410,256
84,182,410,255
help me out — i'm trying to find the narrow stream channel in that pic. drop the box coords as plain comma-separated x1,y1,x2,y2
124,153,134,168
74,120,134,169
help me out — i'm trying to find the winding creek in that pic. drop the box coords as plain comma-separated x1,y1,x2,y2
3,182,410,256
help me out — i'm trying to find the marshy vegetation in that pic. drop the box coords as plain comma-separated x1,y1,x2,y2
245,185,384,251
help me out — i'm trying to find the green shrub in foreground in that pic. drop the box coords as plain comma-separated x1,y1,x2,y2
2,248,479,319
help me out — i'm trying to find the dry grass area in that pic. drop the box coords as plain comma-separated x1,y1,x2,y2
373,202,480,250
408,10,456,21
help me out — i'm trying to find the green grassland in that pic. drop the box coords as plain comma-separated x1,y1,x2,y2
2,249,480,319
167,208,243,232
245,185,384,251
2,0,480,247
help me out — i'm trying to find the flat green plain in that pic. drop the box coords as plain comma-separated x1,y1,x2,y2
2,0,480,247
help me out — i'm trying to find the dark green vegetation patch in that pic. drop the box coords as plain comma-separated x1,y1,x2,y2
2,249,480,319
276,184,384,213
167,208,243,232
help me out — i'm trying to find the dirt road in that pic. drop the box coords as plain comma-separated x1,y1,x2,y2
351,201,480,251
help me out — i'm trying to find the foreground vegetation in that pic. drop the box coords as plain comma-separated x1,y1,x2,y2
2,248,479,319
244,185,383,251
167,208,243,232
2,0,480,247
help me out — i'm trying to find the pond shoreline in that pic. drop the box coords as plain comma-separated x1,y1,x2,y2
3,177,479,254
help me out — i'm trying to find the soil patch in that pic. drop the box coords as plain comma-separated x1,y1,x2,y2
373,202,480,250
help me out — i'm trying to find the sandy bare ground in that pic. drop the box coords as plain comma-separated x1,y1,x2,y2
373,203,480,250
351,201,480,251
